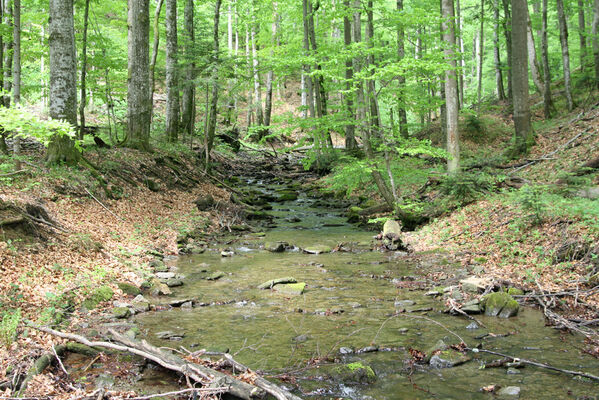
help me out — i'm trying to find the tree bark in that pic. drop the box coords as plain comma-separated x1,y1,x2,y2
579,0,588,70
476,0,484,111
181,0,195,138
47,0,79,164
541,0,554,118
264,5,277,128
593,0,599,89
245,29,253,126
511,0,531,155
501,0,512,101
2,0,12,108
556,0,574,111
78,0,90,140
302,0,316,120
527,10,543,93
396,0,408,137
343,0,357,149
493,0,506,100
456,0,465,108
205,0,221,169
125,0,151,151
149,0,164,122
12,0,20,169
165,0,180,142
251,27,263,127
442,0,460,174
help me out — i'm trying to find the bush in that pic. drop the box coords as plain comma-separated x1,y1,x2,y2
0,308,21,346
440,172,494,205
515,185,547,225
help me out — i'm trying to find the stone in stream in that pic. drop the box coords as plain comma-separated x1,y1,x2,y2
461,299,483,314
381,220,403,251
117,282,141,296
150,259,168,272
395,300,415,307
257,277,297,289
166,278,183,287
132,295,150,312
149,278,172,296
460,276,491,293
155,272,176,280
339,347,354,354
303,245,332,254
274,282,306,295
112,307,131,319
331,362,377,384
497,386,521,397
221,250,234,257
466,322,480,330
482,292,519,318
429,350,471,368
155,330,185,340
264,241,288,253
206,271,226,281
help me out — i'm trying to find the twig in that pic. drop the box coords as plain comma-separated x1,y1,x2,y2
51,345,69,376
126,387,229,399
83,187,125,222
447,298,487,328
377,313,466,345
0,169,28,177
468,347,599,381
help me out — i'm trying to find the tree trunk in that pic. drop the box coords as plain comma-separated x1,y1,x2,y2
442,0,460,174
302,0,315,120
396,0,408,137
541,0,554,118
456,0,465,108
579,0,588,70
511,0,531,155
264,5,277,128
245,29,253,126
477,0,484,111
181,0,195,138
0,0,4,154
205,0,221,170
78,0,90,140
527,11,543,93
125,0,151,151
593,0,599,89
501,0,513,101
343,0,357,149
149,0,164,122
353,0,365,135
47,0,79,164
12,0,20,169
556,0,574,111
251,27,263,126
493,0,506,100
165,0,180,142
2,0,12,108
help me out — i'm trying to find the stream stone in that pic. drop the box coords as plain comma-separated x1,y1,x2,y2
264,241,287,252
303,245,332,254
206,271,226,280
156,330,185,340
156,272,175,280
149,278,172,296
429,350,471,368
339,347,354,354
460,276,491,293
382,220,403,251
113,307,131,319
482,292,519,318
258,277,297,289
132,295,150,312
274,282,306,295
395,300,415,307
461,299,483,314
466,322,479,330
150,259,168,272
497,386,521,397
117,282,141,296
166,278,183,287
331,362,377,384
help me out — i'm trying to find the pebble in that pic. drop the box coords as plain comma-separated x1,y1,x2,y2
466,322,479,330
339,347,354,354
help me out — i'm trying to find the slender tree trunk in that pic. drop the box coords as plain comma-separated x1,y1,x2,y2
205,0,221,170
302,0,316,120
181,0,195,138
251,27,263,127
149,0,164,122
493,0,506,100
343,0,357,149
165,0,180,141
502,0,513,101
245,28,254,127
12,0,20,170
456,0,465,108
264,5,277,128
477,0,484,111
353,0,365,135
442,0,460,174
224,2,235,126
396,0,408,137
557,0,574,111
579,0,588,70
125,0,151,151
0,0,5,155
527,11,543,93
79,0,90,140
47,0,79,164
2,0,13,108
541,0,554,118
300,74,307,118
593,0,599,88
511,0,531,155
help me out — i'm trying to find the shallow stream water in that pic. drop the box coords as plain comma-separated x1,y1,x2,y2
135,177,599,399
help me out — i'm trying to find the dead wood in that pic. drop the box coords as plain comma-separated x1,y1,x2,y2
29,325,303,400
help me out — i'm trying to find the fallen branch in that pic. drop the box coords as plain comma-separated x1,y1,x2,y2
447,298,487,328
83,187,125,222
468,347,599,381
126,387,228,400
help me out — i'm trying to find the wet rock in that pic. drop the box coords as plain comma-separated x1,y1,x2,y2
221,250,234,257
497,386,520,397
293,334,309,343
398,328,409,333
357,346,379,353
170,298,194,307
382,220,403,251
149,278,172,296
166,278,183,287
460,276,491,293
339,347,354,354
206,271,226,281
274,282,306,295
331,362,377,384
257,277,297,289
429,349,470,368
117,282,141,296
264,241,287,253
181,301,193,309
113,307,131,319
132,295,150,312
346,206,363,223
395,300,415,307
466,322,479,330
156,272,175,280
150,259,168,272
461,299,483,314
303,245,332,254
156,330,185,340
482,292,519,318
507,368,521,375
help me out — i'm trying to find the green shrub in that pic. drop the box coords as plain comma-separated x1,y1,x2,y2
515,185,547,225
0,308,21,346
440,172,494,204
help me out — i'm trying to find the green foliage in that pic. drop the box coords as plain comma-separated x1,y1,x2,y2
440,172,495,204
0,106,79,148
0,308,21,346
514,185,547,226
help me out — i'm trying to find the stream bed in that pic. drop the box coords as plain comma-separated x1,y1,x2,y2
134,174,599,399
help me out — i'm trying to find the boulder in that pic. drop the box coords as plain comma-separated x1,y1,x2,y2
166,278,183,287
149,278,172,296
274,282,306,295
460,276,491,293
482,292,519,318
113,307,131,319
257,277,297,289
117,282,141,296
195,194,215,211
331,362,376,384
461,299,483,314
83,286,114,310
429,350,471,368
303,245,332,254
382,220,403,250
132,295,150,312
264,241,287,253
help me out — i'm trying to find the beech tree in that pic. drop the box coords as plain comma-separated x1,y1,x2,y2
442,0,459,174
510,0,531,155
165,0,179,141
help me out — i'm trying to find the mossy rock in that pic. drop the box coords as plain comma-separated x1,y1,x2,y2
117,282,141,296
264,241,287,253
274,282,306,295
482,292,519,318
303,245,332,254
113,307,131,319
149,278,172,296
83,286,114,310
149,259,167,272
507,287,524,296
276,192,298,202
332,362,376,384
206,271,225,281
346,206,363,223
246,210,271,220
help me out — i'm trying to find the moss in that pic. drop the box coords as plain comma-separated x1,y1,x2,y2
275,282,306,295
117,282,141,296
333,362,376,384
83,286,114,310
507,287,524,296
483,292,519,318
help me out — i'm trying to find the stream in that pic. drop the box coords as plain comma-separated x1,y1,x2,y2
134,166,599,399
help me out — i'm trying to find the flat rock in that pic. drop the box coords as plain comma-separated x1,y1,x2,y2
264,241,288,252
112,307,131,319
274,282,306,295
155,272,175,279
303,245,332,254
497,386,521,397
155,330,185,340
460,276,491,293
206,271,226,280
166,278,183,287
257,277,297,289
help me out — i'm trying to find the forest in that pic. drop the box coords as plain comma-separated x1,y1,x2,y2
0,0,599,398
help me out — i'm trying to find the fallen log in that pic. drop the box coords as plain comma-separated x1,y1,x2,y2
29,325,280,400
